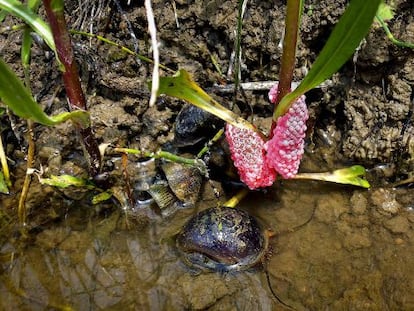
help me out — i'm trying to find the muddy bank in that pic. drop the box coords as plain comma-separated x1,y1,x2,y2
1,0,414,310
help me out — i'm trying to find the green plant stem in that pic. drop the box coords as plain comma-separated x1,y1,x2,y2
269,0,302,135
274,0,381,119
376,14,414,49
197,128,224,158
232,0,247,108
223,188,249,208
43,0,101,175
113,147,208,175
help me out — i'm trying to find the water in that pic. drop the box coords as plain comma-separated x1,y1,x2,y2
0,181,413,310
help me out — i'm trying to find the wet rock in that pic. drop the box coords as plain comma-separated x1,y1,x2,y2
383,215,411,234
370,188,401,215
179,273,237,310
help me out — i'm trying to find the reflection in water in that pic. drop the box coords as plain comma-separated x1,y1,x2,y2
1,182,414,310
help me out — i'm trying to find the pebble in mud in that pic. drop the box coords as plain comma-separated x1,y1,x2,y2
350,192,368,215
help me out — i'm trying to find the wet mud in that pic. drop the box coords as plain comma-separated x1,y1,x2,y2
1,0,414,310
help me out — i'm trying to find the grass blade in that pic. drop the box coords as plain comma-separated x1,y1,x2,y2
0,58,89,127
0,171,8,194
0,0,55,52
156,69,257,131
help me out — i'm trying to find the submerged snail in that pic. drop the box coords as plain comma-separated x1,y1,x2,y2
176,206,272,272
176,205,314,310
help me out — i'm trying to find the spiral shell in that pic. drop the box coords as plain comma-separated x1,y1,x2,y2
161,162,202,206
176,206,269,271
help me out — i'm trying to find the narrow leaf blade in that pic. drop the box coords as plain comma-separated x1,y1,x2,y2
0,58,90,127
294,165,371,188
39,175,95,189
0,0,55,53
0,58,55,125
156,69,256,131
0,171,9,194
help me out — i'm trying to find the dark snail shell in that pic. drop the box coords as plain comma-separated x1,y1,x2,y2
176,206,269,271
174,104,224,147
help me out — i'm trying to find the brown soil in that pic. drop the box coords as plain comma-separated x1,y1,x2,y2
1,0,414,310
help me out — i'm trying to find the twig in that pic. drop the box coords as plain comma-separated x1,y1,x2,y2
145,0,160,107
18,120,35,225
171,0,179,28
71,30,174,72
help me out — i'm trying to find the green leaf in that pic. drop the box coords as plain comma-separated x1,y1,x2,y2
0,134,11,188
376,2,394,21
0,58,90,127
0,0,55,53
28,0,42,10
294,165,371,188
21,27,33,69
0,171,9,194
39,174,96,189
155,69,257,131
23,0,42,67
50,0,64,12
92,191,113,204
275,0,381,118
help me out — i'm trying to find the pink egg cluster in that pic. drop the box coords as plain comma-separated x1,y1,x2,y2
265,94,308,179
225,124,276,189
224,83,308,189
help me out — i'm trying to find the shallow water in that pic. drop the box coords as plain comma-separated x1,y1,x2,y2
1,180,413,310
